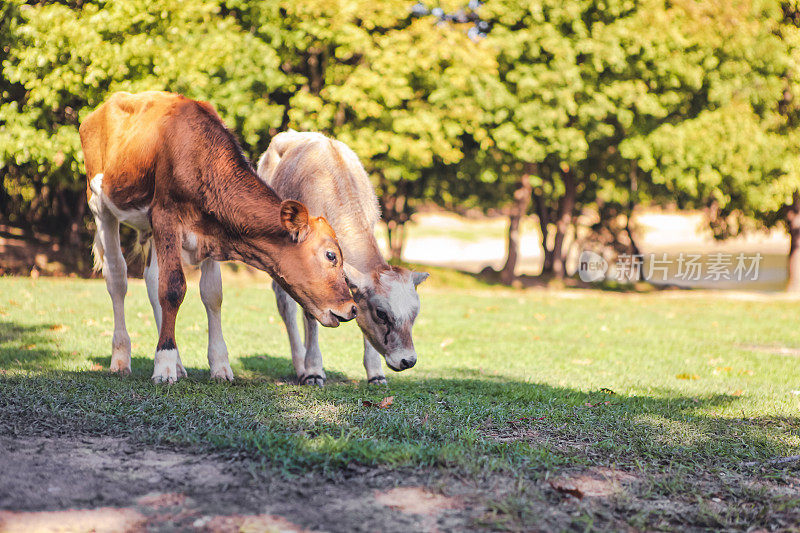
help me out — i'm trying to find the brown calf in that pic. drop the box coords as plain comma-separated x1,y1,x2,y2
79,91,356,383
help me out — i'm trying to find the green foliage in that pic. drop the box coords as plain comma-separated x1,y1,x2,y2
1,0,286,233
2,0,800,266
619,0,796,236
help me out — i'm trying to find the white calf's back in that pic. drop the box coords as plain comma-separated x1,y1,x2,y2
257,131,381,264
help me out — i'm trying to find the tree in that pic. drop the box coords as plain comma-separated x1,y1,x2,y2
620,0,797,288
1,0,288,255
478,0,683,279
231,0,495,260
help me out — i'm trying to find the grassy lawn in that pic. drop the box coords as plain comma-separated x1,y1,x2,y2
1,272,799,530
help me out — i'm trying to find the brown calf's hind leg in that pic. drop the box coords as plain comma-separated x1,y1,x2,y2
200,259,233,381
89,194,132,375
151,215,187,384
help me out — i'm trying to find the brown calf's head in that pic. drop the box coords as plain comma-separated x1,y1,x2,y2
273,200,357,327
345,264,429,371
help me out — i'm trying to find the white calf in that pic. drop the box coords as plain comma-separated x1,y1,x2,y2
258,131,428,385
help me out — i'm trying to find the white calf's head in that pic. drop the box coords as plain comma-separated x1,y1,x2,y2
345,265,428,371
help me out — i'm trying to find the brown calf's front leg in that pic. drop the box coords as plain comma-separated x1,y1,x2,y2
151,214,187,384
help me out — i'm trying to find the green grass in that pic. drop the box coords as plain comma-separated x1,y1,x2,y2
2,273,800,528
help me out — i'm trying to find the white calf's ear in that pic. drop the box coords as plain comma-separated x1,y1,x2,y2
412,271,429,286
343,263,368,291
280,200,310,242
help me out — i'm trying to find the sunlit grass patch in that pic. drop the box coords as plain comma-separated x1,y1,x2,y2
1,276,799,492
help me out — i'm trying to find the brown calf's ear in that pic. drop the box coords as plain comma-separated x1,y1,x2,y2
412,271,430,286
280,200,310,242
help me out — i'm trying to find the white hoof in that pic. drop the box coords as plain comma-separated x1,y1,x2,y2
176,359,188,379
109,355,131,375
110,334,131,375
210,362,234,382
152,349,180,384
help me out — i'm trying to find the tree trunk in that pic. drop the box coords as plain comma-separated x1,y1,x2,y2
552,168,576,279
787,192,800,292
68,194,85,247
380,178,410,263
535,192,553,274
500,168,534,284
386,220,405,262
625,163,642,281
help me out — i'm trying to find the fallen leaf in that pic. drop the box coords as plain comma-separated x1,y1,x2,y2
89,363,102,371
379,396,394,409
599,388,616,395
550,480,584,499
732,389,744,396
363,396,395,409
49,324,68,332
676,373,700,380
440,338,454,350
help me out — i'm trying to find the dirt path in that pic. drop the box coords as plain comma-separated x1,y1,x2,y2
0,436,476,533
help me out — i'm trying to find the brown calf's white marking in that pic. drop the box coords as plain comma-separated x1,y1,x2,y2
258,130,429,385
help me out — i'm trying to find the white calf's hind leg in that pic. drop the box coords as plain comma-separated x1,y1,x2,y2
200,259,232,381
363,337,387,385
144,244,186,378
273,280,306,378
89,190,131,375
301,312,326,386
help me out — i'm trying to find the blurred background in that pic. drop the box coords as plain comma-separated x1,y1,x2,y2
3,0,800,291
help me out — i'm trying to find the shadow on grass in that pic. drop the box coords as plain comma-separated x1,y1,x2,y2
1,319,798,477
0,321,64,371
240,354,350,384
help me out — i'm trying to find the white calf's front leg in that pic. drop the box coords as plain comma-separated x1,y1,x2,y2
363,337,387,385
91,202,131,375
273,280,306,378
200,259,232,381
302,311,326,386
144,244,187,378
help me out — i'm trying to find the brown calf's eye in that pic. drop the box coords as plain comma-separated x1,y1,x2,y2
325,251,337,263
